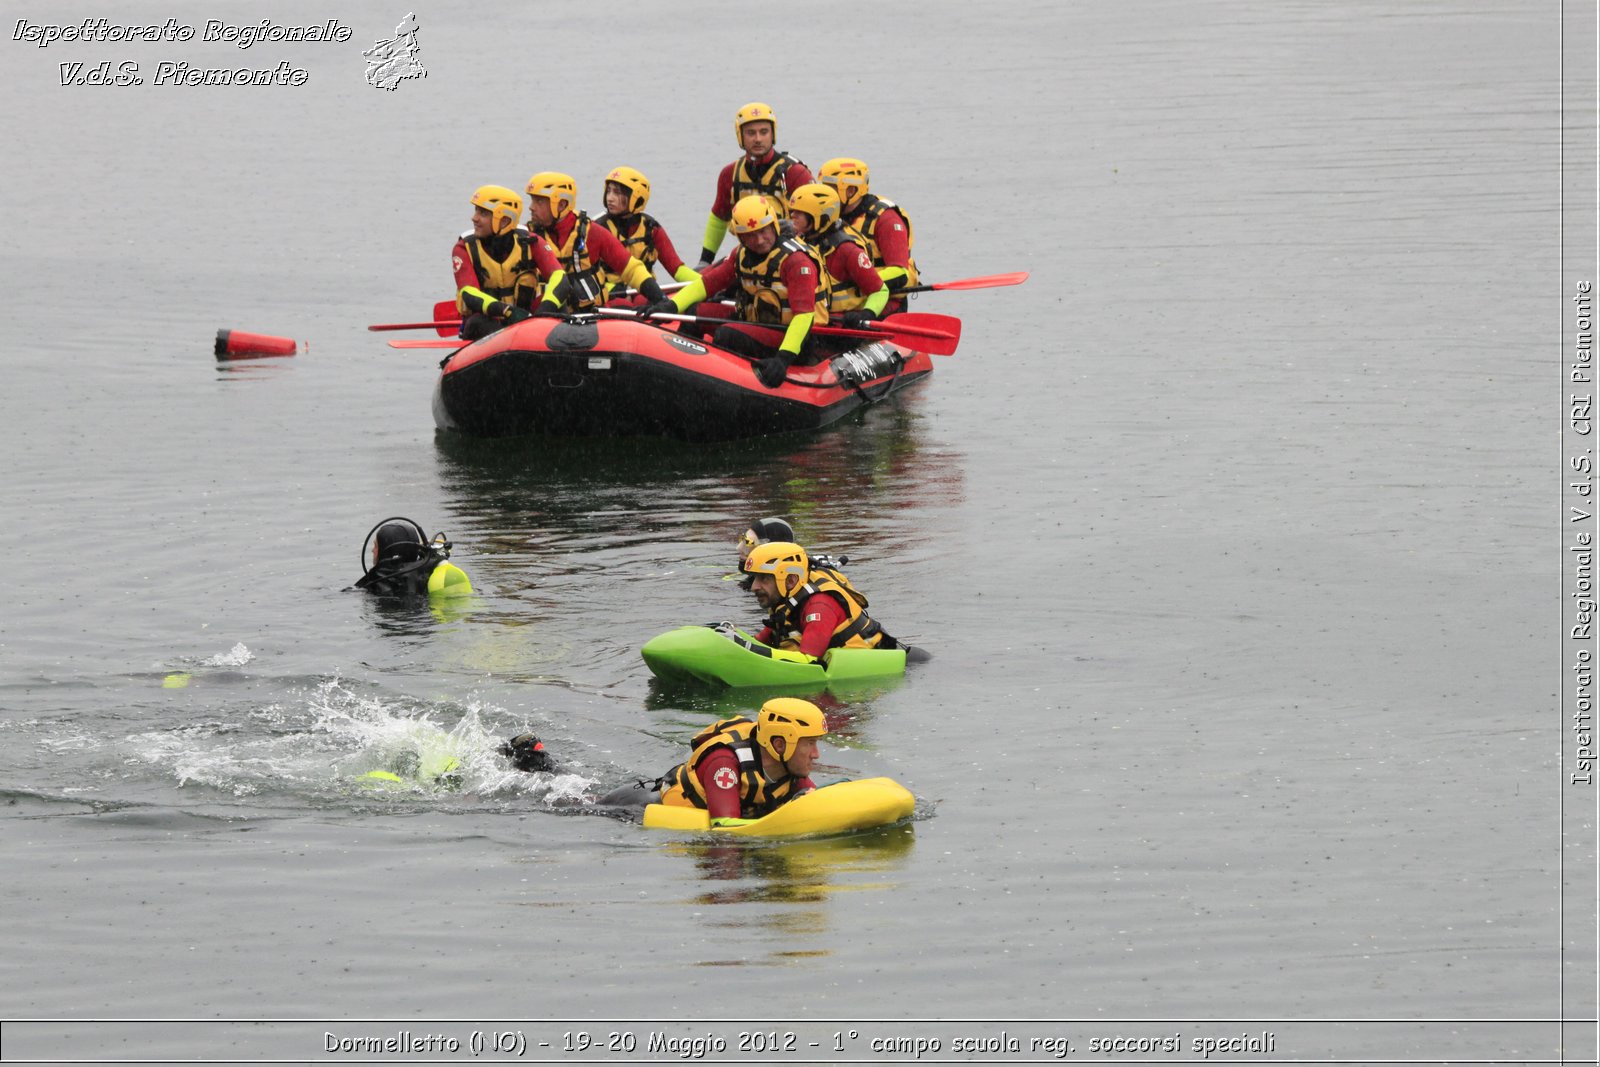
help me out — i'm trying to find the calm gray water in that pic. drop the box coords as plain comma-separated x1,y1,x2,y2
1,1,1591,1062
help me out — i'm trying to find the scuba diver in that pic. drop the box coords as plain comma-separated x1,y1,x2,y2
361,731,552,788
598,698,826,826
499,732,553,773
350,517,472,598
734,516,845,590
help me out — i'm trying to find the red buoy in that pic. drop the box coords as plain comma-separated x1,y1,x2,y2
214,328,300,360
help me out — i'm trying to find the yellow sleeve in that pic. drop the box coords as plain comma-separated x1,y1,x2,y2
620,257,653,291
540,269,567,309
701,213,729,260
862,286,891,317
877,265,908,290
779,312,814,357
672,264,702,284
671,278,708,312
457,286,496,316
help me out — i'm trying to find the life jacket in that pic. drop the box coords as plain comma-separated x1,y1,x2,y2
732,150,805,218
842,194,920,289
803,226,872,314
595,213,661,290
658,716,808,817
734,238,831,326
764,564,887,650
458,230,536,303
540,212,607,310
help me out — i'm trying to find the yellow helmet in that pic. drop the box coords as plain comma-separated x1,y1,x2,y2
755,697,826,765
603,166,651,214
742,540,808,598
729,194,779,236
525,172,578,222
470,184,524,237
787,183,840,236
734,101,777,146
819,158,870,212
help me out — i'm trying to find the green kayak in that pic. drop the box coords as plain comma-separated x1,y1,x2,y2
640,625,906,689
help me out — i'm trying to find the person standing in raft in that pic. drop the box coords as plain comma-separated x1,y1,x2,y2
522,172,670,314
696,102,815,269
350,518,472,598
656,698,827,826
643,195,828,389
452,185,538,340
740,541,908,658
787,183,890,336
817,158,920,313
592,166,701,307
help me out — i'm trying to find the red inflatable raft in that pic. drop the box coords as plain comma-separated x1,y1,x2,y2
430,315,935,441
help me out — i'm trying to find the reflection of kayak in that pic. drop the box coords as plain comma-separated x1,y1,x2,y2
432,315,934,441
640,625,906,689
643,778,915,838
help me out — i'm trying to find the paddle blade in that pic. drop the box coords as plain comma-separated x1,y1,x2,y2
933,271,1028,291
880,312,960,355
433,300,462,336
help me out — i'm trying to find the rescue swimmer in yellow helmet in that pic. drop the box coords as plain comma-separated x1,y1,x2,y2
451,185,539,340
655,698,827,826
642,195,828,389
697,102,815,268
593,166,701,307
740,541,906,659
787,183,891,339
522,172,670,314
818,158,920,313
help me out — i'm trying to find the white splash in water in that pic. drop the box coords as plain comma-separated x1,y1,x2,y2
202,642,253,668
125,677,597,802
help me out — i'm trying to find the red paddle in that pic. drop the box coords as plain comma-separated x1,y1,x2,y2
898,271,1029,294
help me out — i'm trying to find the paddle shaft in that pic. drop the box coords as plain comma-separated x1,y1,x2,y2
694,304,956,343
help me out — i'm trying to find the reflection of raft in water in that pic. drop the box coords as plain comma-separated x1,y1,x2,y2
640,625,906,690
642,778,915,839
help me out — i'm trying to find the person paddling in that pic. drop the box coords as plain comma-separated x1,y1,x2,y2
645,195,828,388
452,185,538,340
697,102,815,269
741,541,905,658
593,166,701,306
787,183,890,336
350,518,472,598
523,172,670,314
818,158,920,313
655,698,827,826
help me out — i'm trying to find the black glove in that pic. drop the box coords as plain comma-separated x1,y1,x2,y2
505,306,533,324
638,299,677,318
637,278,667,304
841,309,878,326
755,356,789,388
698,249,717,269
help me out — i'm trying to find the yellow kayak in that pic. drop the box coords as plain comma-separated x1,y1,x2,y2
642,777,915,838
